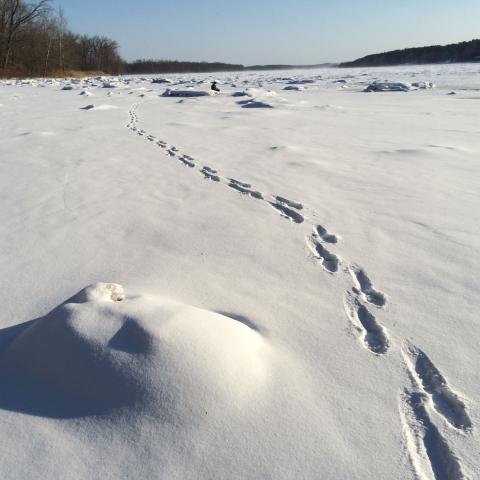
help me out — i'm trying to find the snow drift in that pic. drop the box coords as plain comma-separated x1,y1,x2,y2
0,283,268,418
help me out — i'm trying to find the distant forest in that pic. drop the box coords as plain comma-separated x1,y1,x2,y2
126,60,243,74
125,60,336,74
0,0,123,77
340,39,480,68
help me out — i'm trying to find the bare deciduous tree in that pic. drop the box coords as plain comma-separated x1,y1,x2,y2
0,0,124,77
0,0,51,72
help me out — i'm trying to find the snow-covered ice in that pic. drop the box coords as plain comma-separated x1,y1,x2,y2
0,63,479,479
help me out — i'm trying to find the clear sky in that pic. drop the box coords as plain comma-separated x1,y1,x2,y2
52,0,480,65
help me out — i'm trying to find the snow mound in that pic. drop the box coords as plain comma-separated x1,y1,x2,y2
244,88,276,98
364,81,412,92
315,104,345,111
411,81,434,89
162,88,212,97
95,104,119,110
0,283,268,418
80,104,118,111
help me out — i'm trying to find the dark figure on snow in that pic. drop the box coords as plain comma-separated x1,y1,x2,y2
211,81,220,92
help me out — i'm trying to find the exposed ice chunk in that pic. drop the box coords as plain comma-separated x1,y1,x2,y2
162,88,212,97
364,81,412,92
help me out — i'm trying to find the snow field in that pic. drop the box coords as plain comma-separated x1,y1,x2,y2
0,64,479,479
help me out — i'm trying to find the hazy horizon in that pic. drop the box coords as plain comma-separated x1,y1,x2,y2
52,0,480,65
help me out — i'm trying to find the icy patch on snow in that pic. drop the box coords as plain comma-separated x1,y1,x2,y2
364,81,412,92
286,79,315,85
162,88,212,97
0,284,268,418
283,85,304,91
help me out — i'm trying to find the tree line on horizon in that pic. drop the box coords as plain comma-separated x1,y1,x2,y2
125,60,336,74
340,39,480,68
0,0,123,77
126,59,244,75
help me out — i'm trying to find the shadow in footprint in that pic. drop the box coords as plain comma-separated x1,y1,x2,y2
405,343,472,431
228,182,263,199
315,225,338,244
350,266,386,307
201,167,220,182
403,390,465,480
276,196,303,210
270,202,304,224
306,236,339,273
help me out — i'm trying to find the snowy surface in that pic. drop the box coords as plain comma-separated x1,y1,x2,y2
0,64,479,479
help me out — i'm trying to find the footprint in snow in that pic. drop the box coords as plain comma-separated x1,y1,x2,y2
315,225,338,244
179,155,195,168
201,166,221,182
306,234,339,272
343,291,389,355
349,266,386,308
275,196,303,210
270,201,304,224
228,179,263,199
403,342,472,431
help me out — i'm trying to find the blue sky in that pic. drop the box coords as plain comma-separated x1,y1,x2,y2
53,0,480,64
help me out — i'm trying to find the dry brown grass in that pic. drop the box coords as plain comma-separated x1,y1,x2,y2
1,70,110,79
47,70,109,78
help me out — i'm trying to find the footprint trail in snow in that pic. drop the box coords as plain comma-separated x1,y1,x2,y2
125,99,473,479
